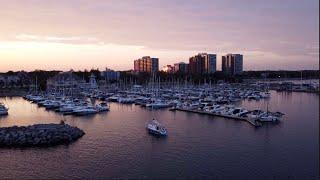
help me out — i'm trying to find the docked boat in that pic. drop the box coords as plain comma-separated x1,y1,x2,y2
219,105,235,116
146,119,167,136
73,105,97,116
146,100,171,109
0,103,9,116
229,107,249,117
260,92,271,98
43,101,60,110
259,113,279,122
95,102,110,112
118,97,135,104
58,104,76,114
211,104,225,114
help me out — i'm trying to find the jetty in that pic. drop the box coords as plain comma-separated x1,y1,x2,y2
0,123,85,148
170,108,262,127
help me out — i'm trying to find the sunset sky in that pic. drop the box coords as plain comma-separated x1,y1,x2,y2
0,0,319,72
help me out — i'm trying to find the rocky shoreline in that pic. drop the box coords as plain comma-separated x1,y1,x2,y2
0,123,85,148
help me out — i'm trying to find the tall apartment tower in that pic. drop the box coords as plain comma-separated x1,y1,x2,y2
189,53,216,74
174,62,189,74
134,56,159,73
222,54,243,75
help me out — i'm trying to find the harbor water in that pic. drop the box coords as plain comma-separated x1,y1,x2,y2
0,91,318,179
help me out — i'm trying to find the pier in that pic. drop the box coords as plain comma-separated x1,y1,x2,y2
170,108,262,127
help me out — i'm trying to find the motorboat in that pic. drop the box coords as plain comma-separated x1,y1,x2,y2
211,105,225,114
260,92,271,98
73,105,97,116
43,101,60,110
58,104,76,114
219,105,235,115
0,103,9,116
146,119,167,136
259,113,280,122
30,96,45,103
146,100,171,109
95,102,110,112
246,110,266,119
247,94,261,101
118,97,135,104
229,107,249,117
108,96,120,102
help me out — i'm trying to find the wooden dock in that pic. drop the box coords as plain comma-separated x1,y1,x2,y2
170,108,262,127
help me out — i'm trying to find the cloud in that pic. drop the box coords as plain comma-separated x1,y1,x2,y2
15,34,100,44
0,0,318,70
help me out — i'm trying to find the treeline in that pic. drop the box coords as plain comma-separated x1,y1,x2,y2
120,70,319,84
1,69,318,90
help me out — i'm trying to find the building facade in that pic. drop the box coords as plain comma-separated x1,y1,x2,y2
174,62,189,74
134,56,159,73
46,71,85,96
222,54,243,75
101,68,120,81
189,53,216,74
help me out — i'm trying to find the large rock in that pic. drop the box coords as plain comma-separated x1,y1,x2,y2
0,123,85,148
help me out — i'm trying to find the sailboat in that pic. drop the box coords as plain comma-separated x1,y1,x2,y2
146,73,168,137
146,118,167,136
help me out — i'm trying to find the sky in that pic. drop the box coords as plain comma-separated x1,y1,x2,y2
0,0,319,72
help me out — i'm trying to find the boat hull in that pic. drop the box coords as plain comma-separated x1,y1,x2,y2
147,128,167,137
0,111,8,116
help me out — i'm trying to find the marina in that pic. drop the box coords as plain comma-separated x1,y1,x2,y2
0,90,318,179
0,0,318,178
14,78,289,128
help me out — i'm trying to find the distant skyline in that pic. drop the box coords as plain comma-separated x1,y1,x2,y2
0,0,319,72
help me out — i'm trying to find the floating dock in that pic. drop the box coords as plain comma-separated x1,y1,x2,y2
170,108,262,127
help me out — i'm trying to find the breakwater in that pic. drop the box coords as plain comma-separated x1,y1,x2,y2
0,123,85,147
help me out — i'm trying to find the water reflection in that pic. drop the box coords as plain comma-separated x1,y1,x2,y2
0,91,318,179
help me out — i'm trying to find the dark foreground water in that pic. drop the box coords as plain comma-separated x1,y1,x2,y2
0,91,318,179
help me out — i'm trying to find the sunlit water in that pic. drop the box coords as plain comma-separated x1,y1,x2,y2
0,91,318,179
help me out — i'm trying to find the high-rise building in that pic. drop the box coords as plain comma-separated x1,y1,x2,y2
101,68,120,81
222,54,243,75
134,56,159,73
174,62,189,74
188,53,216,74
204,53,217,74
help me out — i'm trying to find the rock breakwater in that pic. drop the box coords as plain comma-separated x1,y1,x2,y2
0,123,85,147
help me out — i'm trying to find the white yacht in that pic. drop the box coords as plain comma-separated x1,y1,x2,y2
43,101,60,110
229,107,249,117
95,102,110,112
0,103,9,116
118,97,135,104
146,119,167,136
260,92,271,98
211,105,225,114
244,110,266,120
58,104,76,114
146,100,171,109
259,112,282,122
219,105,235,116
73,105,97,116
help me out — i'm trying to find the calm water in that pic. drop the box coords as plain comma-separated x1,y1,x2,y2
0,91,318,179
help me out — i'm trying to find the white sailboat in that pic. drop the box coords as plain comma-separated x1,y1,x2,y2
146,73,168,137
146,118,167,136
